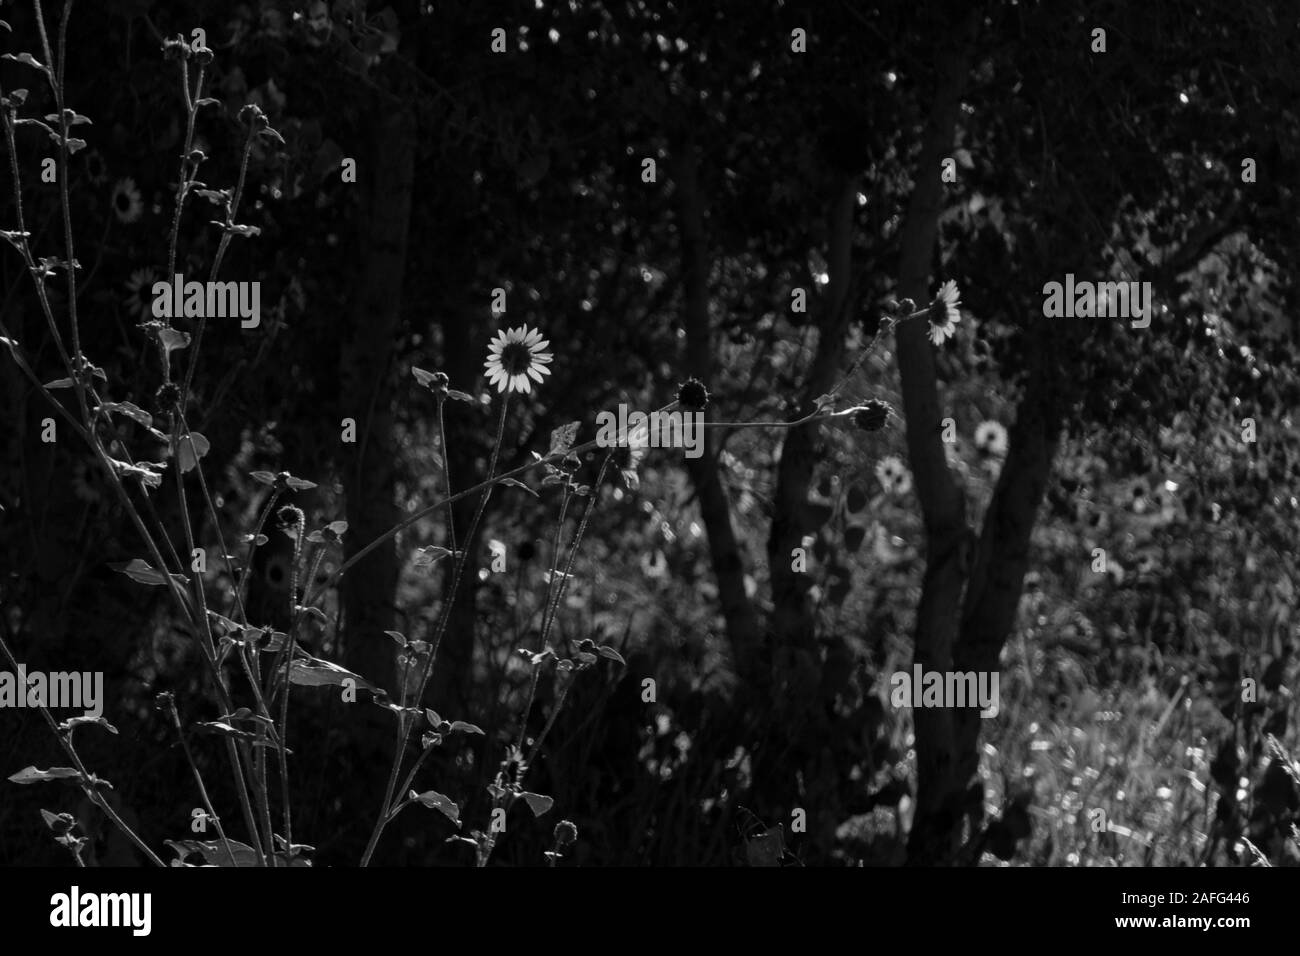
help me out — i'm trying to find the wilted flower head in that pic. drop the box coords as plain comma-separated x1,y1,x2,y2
853,399,892,432
928,280,962,346
484,325,553,394
677,377,710,411
553,820,578,849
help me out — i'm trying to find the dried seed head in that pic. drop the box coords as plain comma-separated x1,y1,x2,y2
676,377,710,411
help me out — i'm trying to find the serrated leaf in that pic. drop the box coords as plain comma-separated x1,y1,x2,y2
409,789,461,826
548,421,580,457
98,401,153,427
520,792,554,818
8,766,81,785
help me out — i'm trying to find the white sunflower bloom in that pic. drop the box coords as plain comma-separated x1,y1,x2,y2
928,279,962,346
483,325,554,394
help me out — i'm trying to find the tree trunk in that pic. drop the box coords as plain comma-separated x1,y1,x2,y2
672,142,763,681
767,174,858,711
891,31,977,866
339,103,416,703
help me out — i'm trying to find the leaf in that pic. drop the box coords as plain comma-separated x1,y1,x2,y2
411,367,438,388
8,766,81,785
211,221,262,238
286,657,377,693
250,471,276,486
45,110,93,127
195,721,258,742
64,137,87,155
57,715,118,735
284,475,317,491
745,825,785,867
448,721,484,736
40,809,75,833
445,389,476,404
43,378,75,389
497,477,538,497
1,52,47,72
98,401,153,427
519,792,554,818
548,421,581,457
596,645,626,665
409,789,461,826
157,327,191,354
194,187,231,205
414,545,457,567
164,838,260,868
110,558,185,588
385,630,408,647
109,458,167,490
174,432,210,473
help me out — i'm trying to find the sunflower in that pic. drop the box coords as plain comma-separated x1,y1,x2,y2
928,279,962,345
974,420,1008,456
124,267,159,321
83,150,108,186
111,177,143,224
483,325,553,394
875,455,913,496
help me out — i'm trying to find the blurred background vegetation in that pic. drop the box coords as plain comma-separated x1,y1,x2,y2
1,0,1298,866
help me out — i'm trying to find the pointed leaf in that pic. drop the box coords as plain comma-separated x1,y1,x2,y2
8,766,81,785
520,792,554,818
498,477,538,497
409,789,461,826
